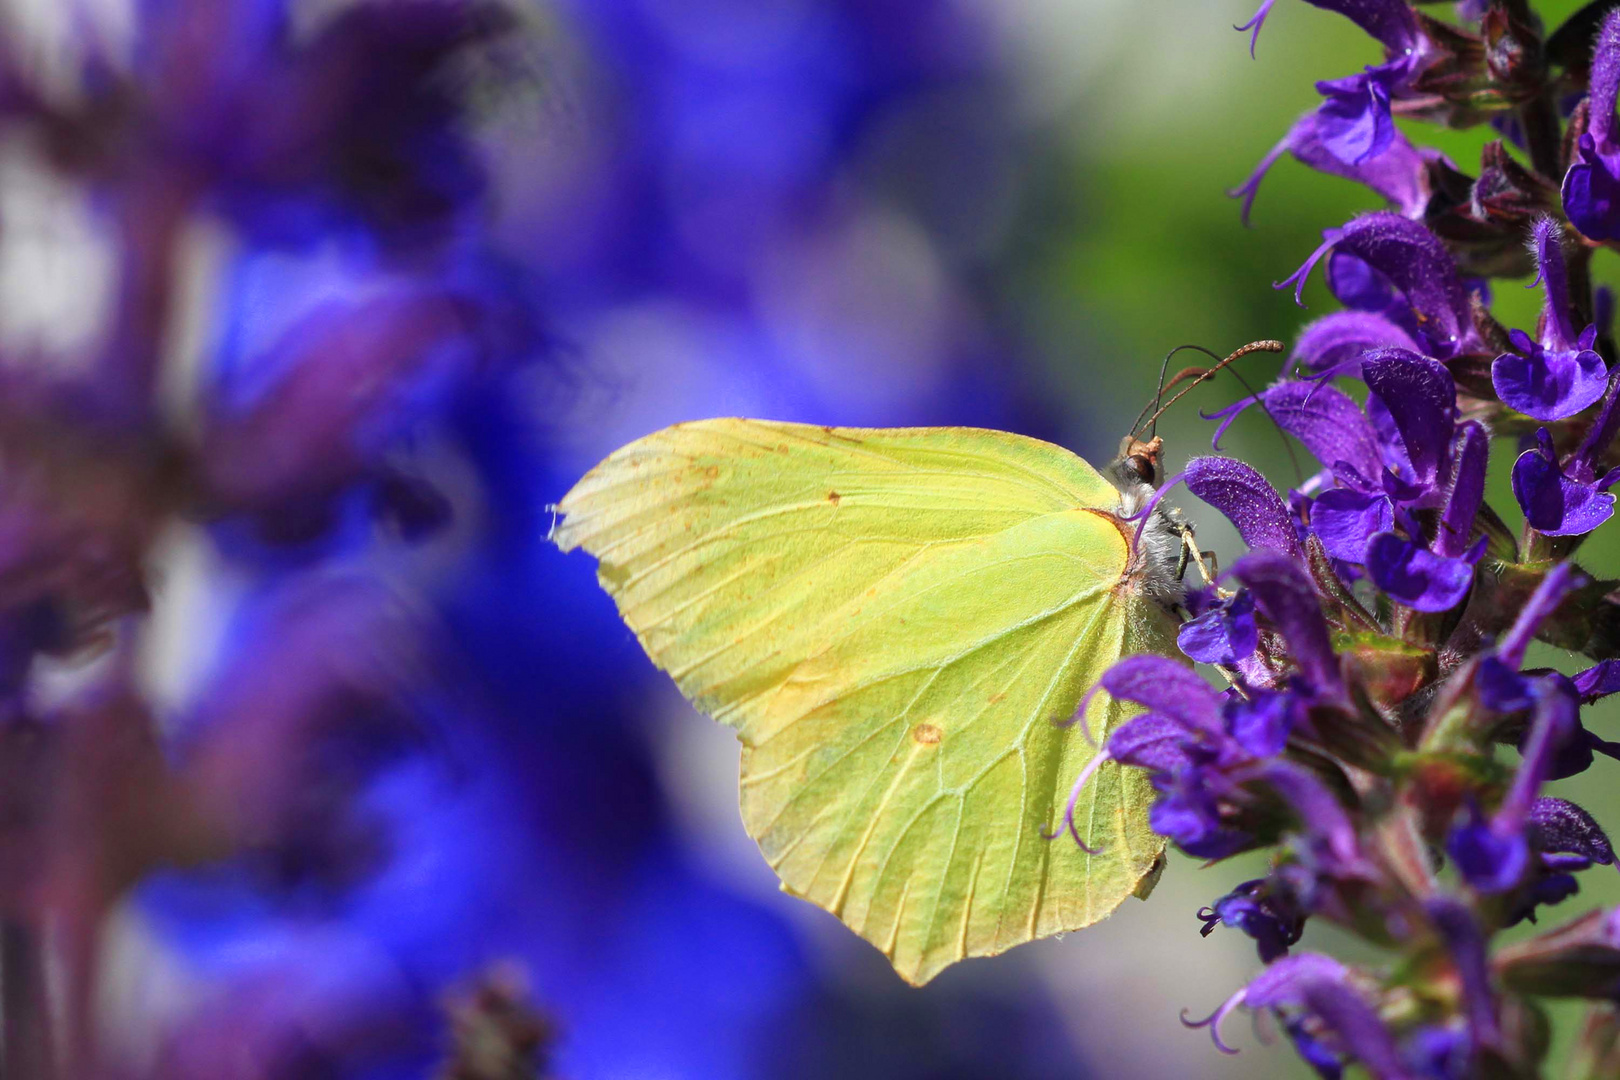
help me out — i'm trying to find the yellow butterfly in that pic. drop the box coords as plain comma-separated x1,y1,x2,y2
551,409,1222,985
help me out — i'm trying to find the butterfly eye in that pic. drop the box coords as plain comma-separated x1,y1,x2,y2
1124,454,1158,485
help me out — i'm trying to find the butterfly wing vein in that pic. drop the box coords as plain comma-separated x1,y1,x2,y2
556,419,1173,984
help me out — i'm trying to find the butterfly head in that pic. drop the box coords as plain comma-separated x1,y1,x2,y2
1113,434,1164,489
1108,433,1186,605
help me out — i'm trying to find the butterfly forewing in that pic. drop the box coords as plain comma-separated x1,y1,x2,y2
556,419,1178,984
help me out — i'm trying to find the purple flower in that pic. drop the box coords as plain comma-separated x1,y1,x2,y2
1199,877,1305,962
1425,898,1498,1052
1510,429,1620,536
1179,589,1259,665
1286,311,1421,377
1315,64,1404,165
1183,953,1408,1076
1181,456,1304,559
1564,10,1620,241
1491,220,1609,420
1312,488,1394,562
1278,213,1476,359
1233,112,1435,223
1574,659,1620,702
1365,532,1477,612
1447,679,1579,893
1231,550,1345,699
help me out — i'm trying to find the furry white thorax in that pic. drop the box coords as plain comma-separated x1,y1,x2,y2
1110,468,1188,608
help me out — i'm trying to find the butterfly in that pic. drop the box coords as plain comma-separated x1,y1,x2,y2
549,408,1231,985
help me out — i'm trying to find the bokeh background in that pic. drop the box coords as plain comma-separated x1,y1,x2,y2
6,0,1620,1077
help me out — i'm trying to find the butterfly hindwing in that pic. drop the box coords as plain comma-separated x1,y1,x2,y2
556,419,1177,984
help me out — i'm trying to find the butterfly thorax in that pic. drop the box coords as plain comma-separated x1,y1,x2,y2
1109,435,1186,607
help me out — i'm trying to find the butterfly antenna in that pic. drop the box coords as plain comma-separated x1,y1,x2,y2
1132,344,1219,437
1130,346,1186,437
1133,340,1283,437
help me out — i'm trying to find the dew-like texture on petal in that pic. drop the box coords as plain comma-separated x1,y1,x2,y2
1289,311,1420,375
1231,550,1343,696
1258,382,1385,482
1311,488,1392,562
1361,348,1456,487
1184,456,1302,558
1528,798,1616,864
1492,347,1608,421
1512,445,1617,535
1365,533,1474,612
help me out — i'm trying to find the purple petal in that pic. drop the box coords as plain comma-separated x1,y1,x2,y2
1476,656,1534,713
1574,659,1620,702
1288,311,1420,376
1177,590,1259,666
1230,550,1343,698
1255,381,1385,483
1562,135,1620,244
1425,897,1500,1048
1261,759,1361,870
1327,250,1399,313
1532,217,1580,350
1300,981,1410,1078
1184,456,1303,559
1243,952,1350,1009
1436,422,1487,559
1492,348,1609,421
1361,348,1456,488
1240,112,1433,224
1227,693,1295,758
1106,713,1195,772
1528,798,1616,865
1311,488,1392,562
1501,680,1580,824
1590,10,1620,149
1301,0,1421,54
1098,656,1224,735
1314,67,1397,166
1365,533,1474,612
1279,213,1473,358
1235,0,1277,58
1511,444,1617,536
1448,802,1530,893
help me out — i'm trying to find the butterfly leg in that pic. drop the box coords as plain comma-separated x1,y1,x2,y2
1175,524,1219,586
